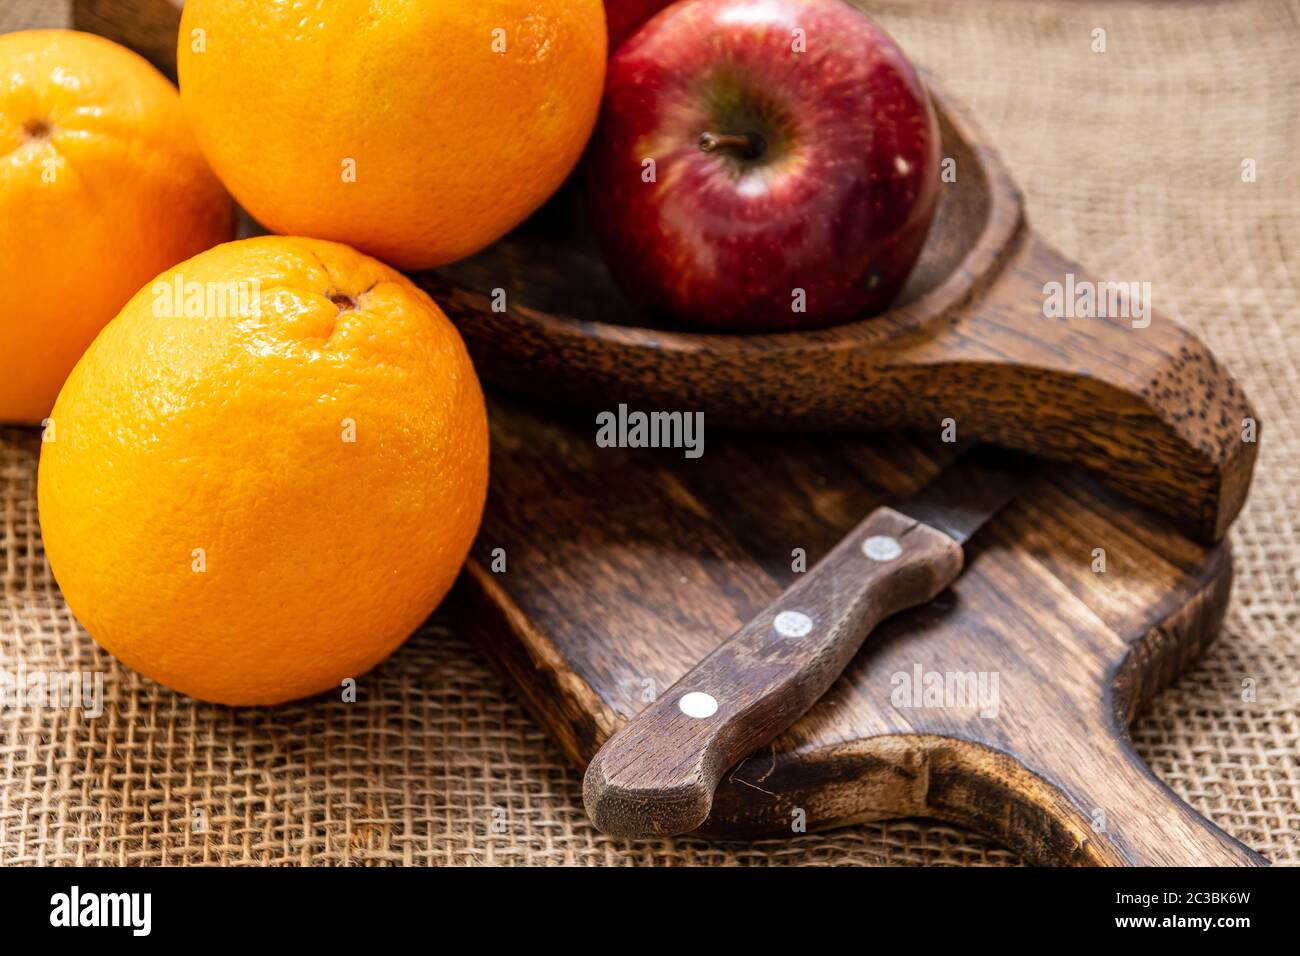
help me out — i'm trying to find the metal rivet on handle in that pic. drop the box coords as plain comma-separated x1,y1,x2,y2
773,610,814,638
863,535,902,561
678,691,718,719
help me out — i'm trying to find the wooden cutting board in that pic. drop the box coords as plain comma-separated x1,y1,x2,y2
455,396,1264,865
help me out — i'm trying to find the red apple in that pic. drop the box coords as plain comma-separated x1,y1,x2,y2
606,0,674,52
587,0,940,330
606,0,674,53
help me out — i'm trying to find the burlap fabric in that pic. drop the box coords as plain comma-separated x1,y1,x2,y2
2,0,1296,866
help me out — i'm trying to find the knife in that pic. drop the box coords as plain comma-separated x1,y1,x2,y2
583,445,1034,838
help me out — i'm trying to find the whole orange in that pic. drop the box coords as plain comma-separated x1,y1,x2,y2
37,236,489,706
177,0,607,270
0,29,234,424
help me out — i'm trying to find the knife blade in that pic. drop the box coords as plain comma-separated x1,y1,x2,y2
895,444,1035,544
583,444,1035,838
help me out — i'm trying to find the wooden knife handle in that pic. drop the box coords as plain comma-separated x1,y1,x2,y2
582,507,963,838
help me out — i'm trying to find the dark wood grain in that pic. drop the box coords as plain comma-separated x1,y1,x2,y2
584,507,963,837
456,395,1264,865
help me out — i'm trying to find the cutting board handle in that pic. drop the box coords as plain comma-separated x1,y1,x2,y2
933,730,1269,866
1063,738,1266,866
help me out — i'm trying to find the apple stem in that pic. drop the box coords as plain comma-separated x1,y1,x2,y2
698,131,765,160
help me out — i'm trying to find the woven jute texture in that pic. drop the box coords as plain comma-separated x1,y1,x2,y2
2,0,1297,866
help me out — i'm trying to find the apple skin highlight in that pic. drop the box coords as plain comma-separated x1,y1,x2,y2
586,0,941,331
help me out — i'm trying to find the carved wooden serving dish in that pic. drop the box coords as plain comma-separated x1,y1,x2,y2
420,78,1255,544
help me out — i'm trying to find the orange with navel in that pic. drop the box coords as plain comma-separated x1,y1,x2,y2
38,236,489,705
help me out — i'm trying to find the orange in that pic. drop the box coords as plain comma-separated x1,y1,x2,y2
0,29,234,424
177,0,606,270
37,236,489,706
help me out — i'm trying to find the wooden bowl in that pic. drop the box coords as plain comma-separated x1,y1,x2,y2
417,77,1256,543
424,77,1018,407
